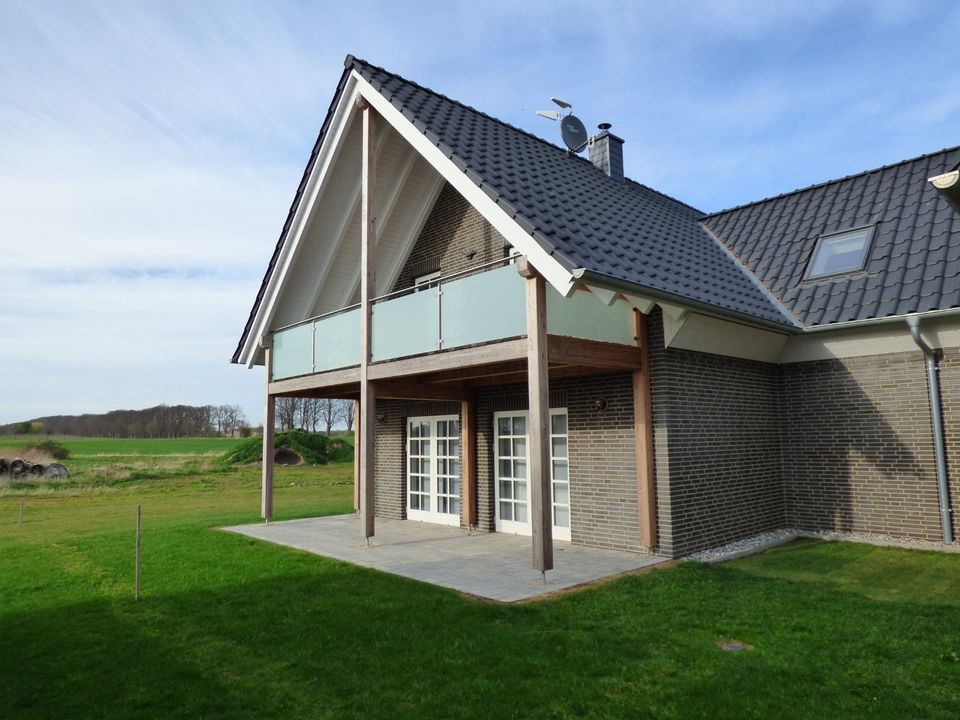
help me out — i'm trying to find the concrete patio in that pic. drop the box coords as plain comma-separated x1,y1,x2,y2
223,514,668,602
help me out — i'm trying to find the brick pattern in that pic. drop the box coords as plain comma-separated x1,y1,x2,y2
373,400,405,521
648,310,784,557
780,351,945,541
565,374,642,552
393,182,508,291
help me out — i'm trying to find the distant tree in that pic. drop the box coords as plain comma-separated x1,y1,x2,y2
275,397,299,431
336,399,355,433
318,399,338,435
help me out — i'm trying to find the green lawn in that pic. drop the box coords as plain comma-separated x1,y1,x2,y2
0,435,245,456
1,440,959,719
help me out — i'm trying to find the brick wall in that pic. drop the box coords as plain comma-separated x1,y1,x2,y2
373,400,405,520
780,351,945,541
564,374,643,552
648,310,785,557
393,182,508,291
370,181,959,552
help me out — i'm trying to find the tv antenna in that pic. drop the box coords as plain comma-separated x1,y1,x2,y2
536,97,588,153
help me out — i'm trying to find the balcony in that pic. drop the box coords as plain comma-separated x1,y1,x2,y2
271,262,638,382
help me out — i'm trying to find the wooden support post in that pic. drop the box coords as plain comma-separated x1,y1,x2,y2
262,346,275,522
520,259,553,573
461,397,477,528
135,504,142,602
353,400,361,512
633,311,657,548
359,98,377,540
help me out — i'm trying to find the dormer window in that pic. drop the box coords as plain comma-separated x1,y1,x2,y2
805,226,873,280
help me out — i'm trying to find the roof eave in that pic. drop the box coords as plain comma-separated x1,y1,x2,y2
572,268,802,334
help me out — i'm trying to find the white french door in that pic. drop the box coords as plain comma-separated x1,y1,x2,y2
494,409,570,541
407,415,461,526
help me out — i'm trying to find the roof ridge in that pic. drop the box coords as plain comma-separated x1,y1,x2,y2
347,55,602,166
704,144,960,219
348,55,705,217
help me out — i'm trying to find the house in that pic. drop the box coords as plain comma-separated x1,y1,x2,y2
233,55,960,568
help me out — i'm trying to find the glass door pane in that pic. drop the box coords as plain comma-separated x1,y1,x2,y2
408,420,431,513
495,413,529,532
550,411,570,541
407,415,461,526
495,409,570,540
436,419,461,517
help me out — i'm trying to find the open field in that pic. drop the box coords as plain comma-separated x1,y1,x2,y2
1,438,959,719
0,436,245,457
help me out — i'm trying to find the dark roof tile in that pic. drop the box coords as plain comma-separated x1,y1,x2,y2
705,145,960,326
348,57,797,328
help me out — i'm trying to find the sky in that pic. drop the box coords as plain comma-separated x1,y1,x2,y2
2,0,959,428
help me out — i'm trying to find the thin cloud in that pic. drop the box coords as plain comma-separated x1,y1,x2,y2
1,0,958,425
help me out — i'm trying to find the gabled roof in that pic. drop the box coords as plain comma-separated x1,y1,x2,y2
704,147,960,327
349,57,798,330
233,55,800,362
236,54,960,364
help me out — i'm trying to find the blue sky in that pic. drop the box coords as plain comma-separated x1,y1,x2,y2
2,0,958,427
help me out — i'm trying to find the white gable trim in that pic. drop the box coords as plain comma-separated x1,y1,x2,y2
240,70,581,366
239,75,362,367
352,71,576,297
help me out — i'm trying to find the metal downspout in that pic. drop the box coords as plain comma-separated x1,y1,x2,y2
906,316,954,543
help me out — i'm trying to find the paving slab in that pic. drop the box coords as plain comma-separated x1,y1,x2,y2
223,514,668,602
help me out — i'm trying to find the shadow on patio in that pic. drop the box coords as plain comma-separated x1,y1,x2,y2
223,514,668,602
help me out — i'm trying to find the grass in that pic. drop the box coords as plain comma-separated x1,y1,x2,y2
0,435,246,456
1,438,959,719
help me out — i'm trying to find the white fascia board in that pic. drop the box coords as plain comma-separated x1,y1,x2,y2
352,71,576,297
239,76,361,367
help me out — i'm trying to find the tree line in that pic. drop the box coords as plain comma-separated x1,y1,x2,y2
1,404,250,438
275,398,355,435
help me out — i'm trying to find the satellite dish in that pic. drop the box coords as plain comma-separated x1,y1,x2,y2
561,114,588,153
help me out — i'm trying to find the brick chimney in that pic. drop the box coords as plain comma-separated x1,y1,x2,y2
588,123,624,182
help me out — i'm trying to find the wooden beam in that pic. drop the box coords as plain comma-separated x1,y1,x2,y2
353,400,360,512
375,381,470,402
367,338,527,380
461,397,477,528
516,256,537,279
548,334,644,369
633,311,657,548
342,146,425,303
526,272,553,573
359,101,377,540
261,347,275,522
268,366,360,395
416,359,529,385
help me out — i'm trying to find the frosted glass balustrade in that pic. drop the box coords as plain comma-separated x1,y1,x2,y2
440,265,526,349
314,308,361,372
272,263,638,379
372,290,438,361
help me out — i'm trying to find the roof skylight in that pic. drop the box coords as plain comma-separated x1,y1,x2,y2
804,227,872,280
